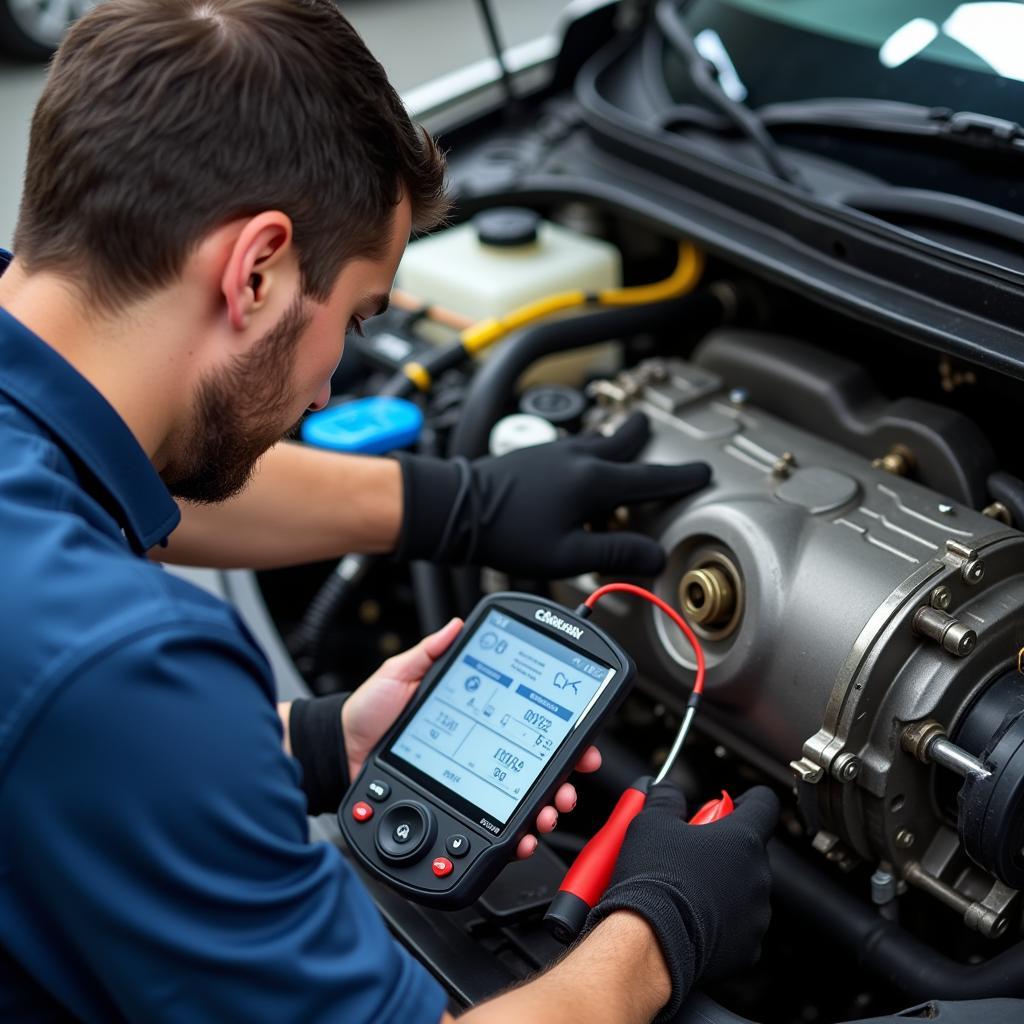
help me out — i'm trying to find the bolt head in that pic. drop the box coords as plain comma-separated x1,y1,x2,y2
930,586,952,611
895,828,916,849
728,388,748,405
964,559,985,584
938,503,955,515
833,754,861,782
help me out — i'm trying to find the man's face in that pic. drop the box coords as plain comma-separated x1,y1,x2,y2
164,196,412,503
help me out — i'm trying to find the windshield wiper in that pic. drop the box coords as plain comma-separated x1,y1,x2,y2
653,0,808,189
660,96,1024,158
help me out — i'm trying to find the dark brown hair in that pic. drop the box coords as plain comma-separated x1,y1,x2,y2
15,0,448,310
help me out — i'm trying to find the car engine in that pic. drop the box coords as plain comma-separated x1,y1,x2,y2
578,342,1024,933
241,7,1024,1020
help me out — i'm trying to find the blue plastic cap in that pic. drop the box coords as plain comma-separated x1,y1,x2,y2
301,396,424,455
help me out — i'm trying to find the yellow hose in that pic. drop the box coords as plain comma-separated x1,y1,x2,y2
461,290,589,355
597,241,704,307
462,241,704,356
402,240,704,389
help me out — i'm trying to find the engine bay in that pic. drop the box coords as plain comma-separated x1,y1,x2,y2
244,8,1024,1022
247,201,1024,1022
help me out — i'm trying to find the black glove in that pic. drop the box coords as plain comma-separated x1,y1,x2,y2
585,782,778,1022
394,412,711,578
288,693,351,815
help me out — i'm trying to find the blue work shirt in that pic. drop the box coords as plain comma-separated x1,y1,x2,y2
0,254,447,1022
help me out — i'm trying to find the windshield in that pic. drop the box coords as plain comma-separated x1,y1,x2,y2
670,0,1024,121
645,0,1024,220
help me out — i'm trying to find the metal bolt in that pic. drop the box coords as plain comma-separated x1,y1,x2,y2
929,586,952,611
938,503,955,515
895,829,916,849
983,501,1012,526
902,720,946,762
904,862,1007,938
871,868,897,906
928,735,990,779
680,565,736,627
772,451,797,478
832,753,861,782
913,606,976,656
963,558,985,585
871,445,915,477
728,388,748,406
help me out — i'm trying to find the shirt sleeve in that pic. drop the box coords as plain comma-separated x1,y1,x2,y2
1,624,447,1024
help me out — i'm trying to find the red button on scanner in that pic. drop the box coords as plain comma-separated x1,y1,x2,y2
431,857,453,877
352,801,374,823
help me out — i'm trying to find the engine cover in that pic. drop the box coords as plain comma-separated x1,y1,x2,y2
575,350,1024,935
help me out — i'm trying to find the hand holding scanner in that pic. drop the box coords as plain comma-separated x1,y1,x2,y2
338,592,635,908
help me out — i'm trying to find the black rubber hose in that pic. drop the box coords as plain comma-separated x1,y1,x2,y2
770,841,1024,1000
654,0,806,189
290,553,375,675
448,290,725,460
410,561,454,634
988,472,1024,529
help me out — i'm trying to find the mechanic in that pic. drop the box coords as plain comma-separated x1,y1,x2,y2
0,2,778,1022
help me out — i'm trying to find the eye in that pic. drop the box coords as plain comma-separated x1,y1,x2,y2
347,317,365,338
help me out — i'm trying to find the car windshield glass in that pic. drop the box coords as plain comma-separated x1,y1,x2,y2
669,0,1024,122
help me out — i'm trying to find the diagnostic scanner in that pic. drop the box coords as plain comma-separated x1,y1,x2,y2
338,593,635,908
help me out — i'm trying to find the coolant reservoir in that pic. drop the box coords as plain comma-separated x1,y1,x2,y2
396,208,622,321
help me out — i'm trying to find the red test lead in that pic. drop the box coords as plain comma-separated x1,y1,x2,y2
545,583,724,943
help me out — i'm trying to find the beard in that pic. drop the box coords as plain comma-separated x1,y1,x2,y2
163,296,313,504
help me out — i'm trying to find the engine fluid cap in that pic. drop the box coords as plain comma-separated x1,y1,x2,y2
474,207,541,248
489,414,559,457
301,397,423,455
520,386,588,430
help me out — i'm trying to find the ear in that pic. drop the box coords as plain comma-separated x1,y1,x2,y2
220,212,295,332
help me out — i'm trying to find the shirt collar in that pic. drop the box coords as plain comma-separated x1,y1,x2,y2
0,304,181,553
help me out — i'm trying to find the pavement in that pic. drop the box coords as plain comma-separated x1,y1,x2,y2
0,0,568,246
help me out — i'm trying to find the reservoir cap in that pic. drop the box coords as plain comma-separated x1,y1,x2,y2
489,413,559,457
520,385,588,431
301,396,423,454
474,207,541,248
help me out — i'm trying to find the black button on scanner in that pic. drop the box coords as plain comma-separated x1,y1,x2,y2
445,834,470,859
375,801,436,864
367,779,391,802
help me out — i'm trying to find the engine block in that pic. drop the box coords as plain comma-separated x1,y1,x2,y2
573,346,1024,937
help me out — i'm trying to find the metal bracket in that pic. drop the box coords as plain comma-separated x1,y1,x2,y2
944,539,986,585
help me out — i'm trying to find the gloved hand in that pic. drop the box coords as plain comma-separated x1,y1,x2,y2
395,412,711,577
585,782,778,1022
